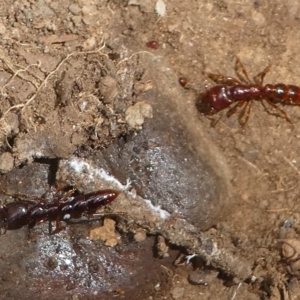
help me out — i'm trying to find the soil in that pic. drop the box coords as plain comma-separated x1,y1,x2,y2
0,0,300,299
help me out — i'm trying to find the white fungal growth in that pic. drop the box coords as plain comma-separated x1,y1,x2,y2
67,157,170,220
68,158,126,190
144,199,170,220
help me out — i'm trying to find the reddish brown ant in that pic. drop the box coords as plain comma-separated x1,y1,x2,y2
0,188,120,234
197,58,300,126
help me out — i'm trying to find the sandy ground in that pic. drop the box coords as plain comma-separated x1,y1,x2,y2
1,0,300,299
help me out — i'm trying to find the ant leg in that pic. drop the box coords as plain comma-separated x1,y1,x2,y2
55,184,77,196
226,100,247,118
239,101,253,126
56,188,77,203
49,220,66,235
48,185,78,205
235,58,251,84
203,114,223,127
1,189,44,204
209,114,223,127
253,66,271,85
207,73,241,86
264,99,292,123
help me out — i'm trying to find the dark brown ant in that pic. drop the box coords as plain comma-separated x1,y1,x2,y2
197,58,300,126
0,188,120,234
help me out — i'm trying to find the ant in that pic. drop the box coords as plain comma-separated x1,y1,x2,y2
0,186,120,234
197,58,300,126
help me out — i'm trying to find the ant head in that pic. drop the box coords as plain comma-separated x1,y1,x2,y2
196,93,214,115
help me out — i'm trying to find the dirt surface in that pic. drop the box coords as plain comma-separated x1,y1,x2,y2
2,0,300,299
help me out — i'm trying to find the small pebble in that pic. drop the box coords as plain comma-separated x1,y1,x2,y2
178,77,188,87
134,229,147,242
125,101,153,129
170,287,185,299
146,40,159,49
188,270,208,285
0,152,14,173
69,4,82,16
